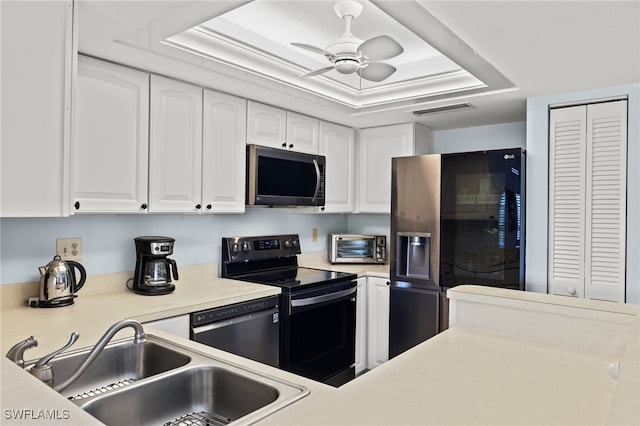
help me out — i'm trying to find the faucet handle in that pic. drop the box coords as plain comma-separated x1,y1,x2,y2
31,332,79,387
35,332,79,367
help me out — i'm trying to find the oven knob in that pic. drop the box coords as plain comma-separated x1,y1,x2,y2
231,243,240,254
283,240,291,248
241,242,250,252
291,239,298,248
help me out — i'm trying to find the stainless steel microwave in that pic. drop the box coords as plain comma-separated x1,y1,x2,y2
246,145,325,207
329,234,387,264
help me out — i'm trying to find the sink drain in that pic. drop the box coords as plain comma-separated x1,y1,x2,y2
68,378,136,400
165,411,232,426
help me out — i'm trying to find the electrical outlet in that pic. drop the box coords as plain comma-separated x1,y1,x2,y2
56,237,82,261
312,228,318,242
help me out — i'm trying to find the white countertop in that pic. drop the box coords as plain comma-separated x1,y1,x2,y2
1,262,637,426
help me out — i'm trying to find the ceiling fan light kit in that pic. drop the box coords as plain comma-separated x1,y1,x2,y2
292,0,404,82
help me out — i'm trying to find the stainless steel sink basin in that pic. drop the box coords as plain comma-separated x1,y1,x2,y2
27,337,191,399
34,335,308,425
79,364,305,425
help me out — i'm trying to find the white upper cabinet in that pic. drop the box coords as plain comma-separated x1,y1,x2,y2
247,101,287,149
202,90,247,213
358,123,432,213
548,100,627,303
72,56,150,213
319,121,355,213
148,75,203,213
286,112,319,154
247,101,319,154
1,1,73,217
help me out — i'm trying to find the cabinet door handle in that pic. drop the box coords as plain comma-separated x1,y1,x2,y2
74,201,80,210
288,144,294,149
140,203,147,210
281,142,287,148
195,204,202,210
206,204,212,210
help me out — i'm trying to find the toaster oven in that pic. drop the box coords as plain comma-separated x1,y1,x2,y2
329,234,386,264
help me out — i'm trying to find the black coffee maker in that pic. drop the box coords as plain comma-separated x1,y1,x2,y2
132,236,179,295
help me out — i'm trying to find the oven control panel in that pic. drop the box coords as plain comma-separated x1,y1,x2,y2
222,234,301,262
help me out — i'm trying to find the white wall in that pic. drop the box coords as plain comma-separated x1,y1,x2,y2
0,210,347,284
434,121,526,153
526,84,640,304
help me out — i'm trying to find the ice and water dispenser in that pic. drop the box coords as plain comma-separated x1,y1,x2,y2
396,232,431,280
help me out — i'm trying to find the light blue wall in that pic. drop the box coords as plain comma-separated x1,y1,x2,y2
0,210,348,284
526,84,640,304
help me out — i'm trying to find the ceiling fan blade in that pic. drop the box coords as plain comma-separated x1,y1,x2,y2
357,62,396,82
301,66,335,78
291,42,333,57
358,35,404,61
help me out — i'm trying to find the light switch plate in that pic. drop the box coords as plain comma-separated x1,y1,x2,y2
56,237,82,261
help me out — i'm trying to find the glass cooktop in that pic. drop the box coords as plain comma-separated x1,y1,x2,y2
235,267,356,290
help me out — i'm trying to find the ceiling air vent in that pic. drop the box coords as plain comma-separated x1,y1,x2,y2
412,103,474,116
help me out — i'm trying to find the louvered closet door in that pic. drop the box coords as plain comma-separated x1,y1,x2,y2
548,100,627,302
548,106,587,298
584,101,627,302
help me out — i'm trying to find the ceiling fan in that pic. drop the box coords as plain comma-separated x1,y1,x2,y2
291,0,404,83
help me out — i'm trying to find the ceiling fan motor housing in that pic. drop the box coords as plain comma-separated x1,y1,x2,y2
334,57,360,74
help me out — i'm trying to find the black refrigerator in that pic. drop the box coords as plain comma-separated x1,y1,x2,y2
389,149,525,358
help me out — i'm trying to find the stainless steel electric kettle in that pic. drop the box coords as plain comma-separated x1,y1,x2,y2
37,255,87,307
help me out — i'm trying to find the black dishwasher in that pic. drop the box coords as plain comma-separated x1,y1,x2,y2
190,295,279,367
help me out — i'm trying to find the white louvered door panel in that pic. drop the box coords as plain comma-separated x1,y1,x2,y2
584,100,627,302
548,106,587,298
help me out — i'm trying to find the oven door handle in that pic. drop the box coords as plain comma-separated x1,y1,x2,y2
290,286,356,309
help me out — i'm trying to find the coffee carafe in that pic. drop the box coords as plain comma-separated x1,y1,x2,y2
132,236,179,295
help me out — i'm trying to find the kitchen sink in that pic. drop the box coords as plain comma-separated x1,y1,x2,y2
79,364,303,425
28,334,308,425
27,337,191,399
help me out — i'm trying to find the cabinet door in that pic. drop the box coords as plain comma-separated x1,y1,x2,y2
1,1,73,217
548,100,627,303
247,101,286,149
355,277,367,375
149,75,203,212
358,123,416,213
366,277,390,370
73,56,150,213
202,90,247,213
286,112,319,154
319,122,355,213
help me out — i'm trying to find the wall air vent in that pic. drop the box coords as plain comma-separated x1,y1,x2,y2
412,103,474,116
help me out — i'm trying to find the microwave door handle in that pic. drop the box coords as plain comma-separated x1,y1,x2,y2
312,158,321,202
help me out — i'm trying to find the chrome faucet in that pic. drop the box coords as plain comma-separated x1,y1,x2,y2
53,319,145,392
7,319,146,391
6,336,38,368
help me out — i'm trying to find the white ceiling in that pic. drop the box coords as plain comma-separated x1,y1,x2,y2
78,0,640,131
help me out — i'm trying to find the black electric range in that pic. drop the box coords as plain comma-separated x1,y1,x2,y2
221,234,357,387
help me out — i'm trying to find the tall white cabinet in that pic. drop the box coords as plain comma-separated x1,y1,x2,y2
548,99,627,302
72,56,150,213
319,122,355,213
1,0,74,217
202,90,247,213
366,277,390,370
148,75,203,213
357,123,432,213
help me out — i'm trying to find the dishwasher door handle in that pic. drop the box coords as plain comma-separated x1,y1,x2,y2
290,287,356,308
